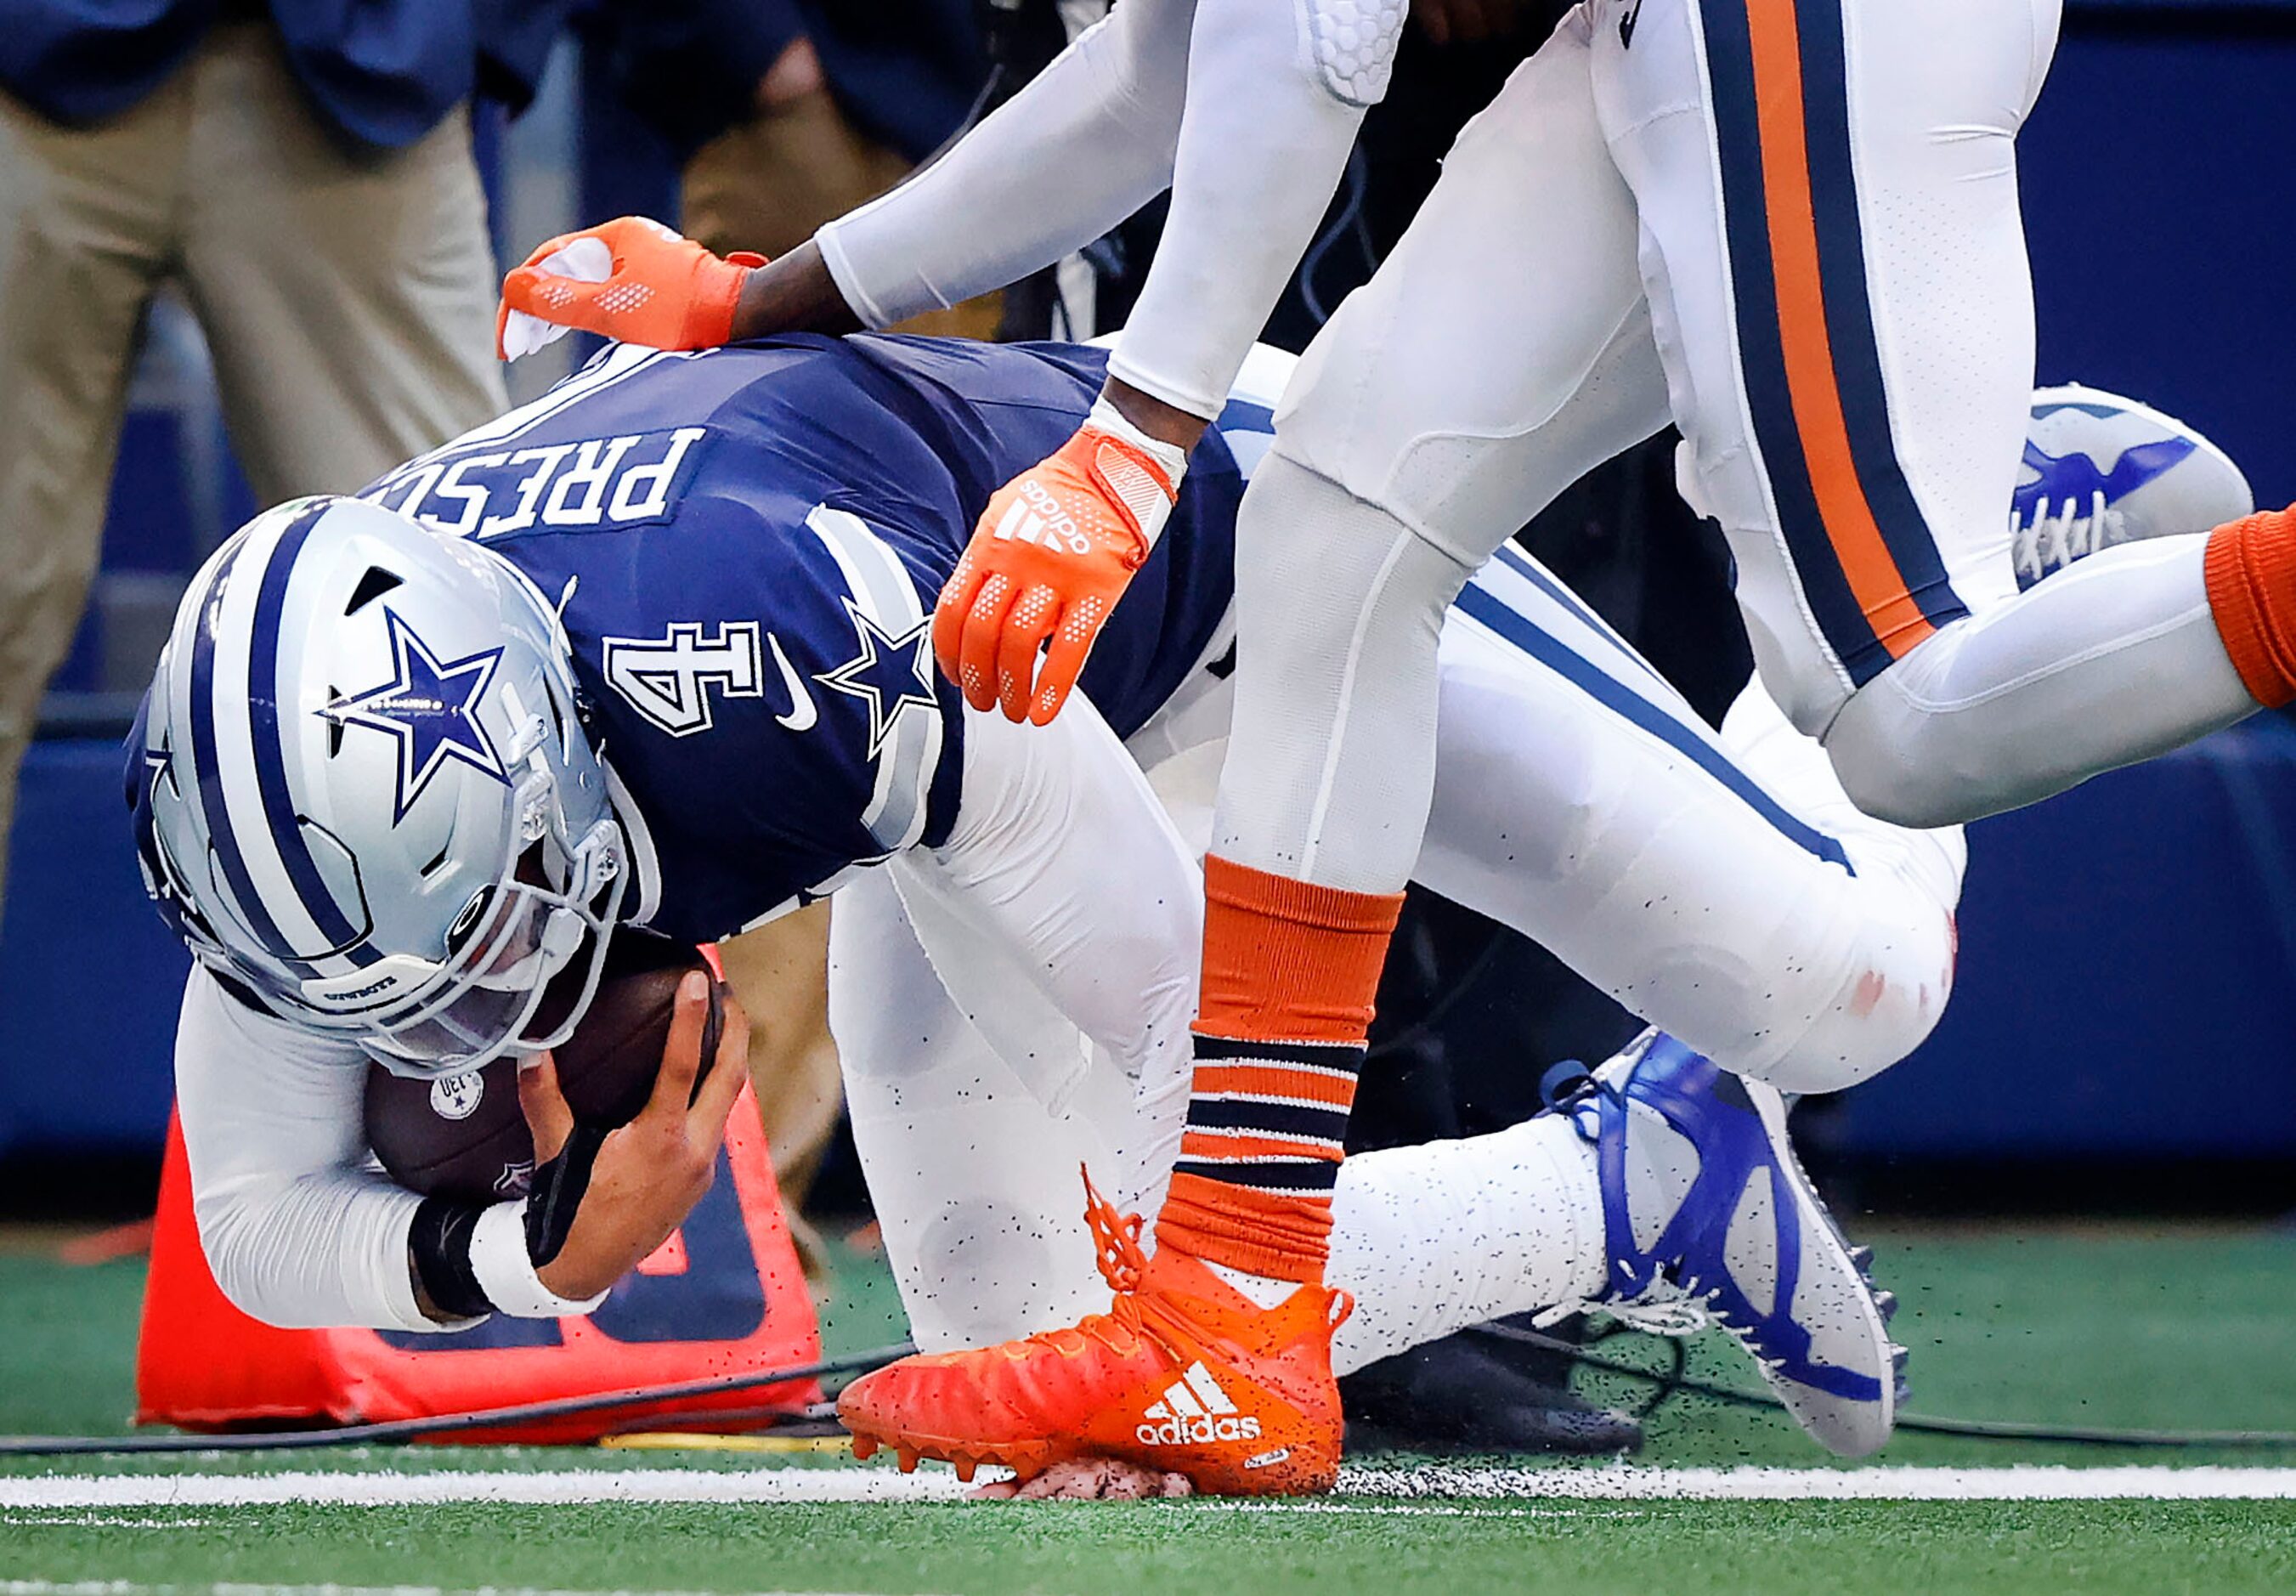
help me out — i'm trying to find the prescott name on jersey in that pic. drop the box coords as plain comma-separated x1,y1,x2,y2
359,337,1253,945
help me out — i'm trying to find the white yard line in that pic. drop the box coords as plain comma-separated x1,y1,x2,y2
0,1471,968,1509
0,1586,898,1596
5,1464,2296,1510
1341,1464,2296,1501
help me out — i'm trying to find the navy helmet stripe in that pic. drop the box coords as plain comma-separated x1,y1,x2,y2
1791,0,1968,635
1701,0,1879,682
186,536,303,967
1452,581,1852,871
246,503,376,965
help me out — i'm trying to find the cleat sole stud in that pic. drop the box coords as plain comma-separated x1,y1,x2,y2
851,1435,878,1462
897,1446,920,1474
954,1455,977,1484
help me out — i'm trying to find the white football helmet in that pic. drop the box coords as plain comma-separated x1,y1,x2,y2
131,495,624,1077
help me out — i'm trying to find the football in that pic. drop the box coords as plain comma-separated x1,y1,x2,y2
362,934,727,1204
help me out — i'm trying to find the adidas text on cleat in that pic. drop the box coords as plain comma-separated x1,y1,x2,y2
837,1174,1351,1496
1555,1033,1904,1458
2013,383,2254,588
1138,1361,1265,1447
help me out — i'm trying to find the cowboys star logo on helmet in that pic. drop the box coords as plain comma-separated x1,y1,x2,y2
322,609,512,823
131,495,626,1078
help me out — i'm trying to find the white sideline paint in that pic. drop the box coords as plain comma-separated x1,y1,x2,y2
7,1465,2296,1511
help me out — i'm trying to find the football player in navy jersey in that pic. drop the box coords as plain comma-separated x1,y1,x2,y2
136,331,2014,1478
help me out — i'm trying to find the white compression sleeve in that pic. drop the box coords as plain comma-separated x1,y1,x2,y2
1103,0,1380,416
172,968,444,1333
818,0,1194,329
819,0,1380,417
1212,453,1473,891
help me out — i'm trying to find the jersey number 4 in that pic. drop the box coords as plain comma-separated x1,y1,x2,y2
603,621,816,737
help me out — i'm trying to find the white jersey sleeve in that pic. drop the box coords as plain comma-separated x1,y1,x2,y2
817,0,1392,418
172,967,453,1333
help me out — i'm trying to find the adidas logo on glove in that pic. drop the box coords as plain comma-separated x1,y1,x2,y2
991,480,1090,556
1135,1361,1264,1446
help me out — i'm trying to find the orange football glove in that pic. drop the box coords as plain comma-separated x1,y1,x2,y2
934,408,1187,726
497,217,763,359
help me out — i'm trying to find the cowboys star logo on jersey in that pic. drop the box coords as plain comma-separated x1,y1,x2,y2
816,602,938,759
320,608,510,823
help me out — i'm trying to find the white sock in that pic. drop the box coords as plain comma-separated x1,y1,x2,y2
1325,1113,1605,1376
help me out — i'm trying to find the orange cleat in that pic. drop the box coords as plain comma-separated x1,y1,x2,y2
837,1175,1352,1496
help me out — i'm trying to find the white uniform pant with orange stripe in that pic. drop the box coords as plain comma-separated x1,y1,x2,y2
1236,0,2254,863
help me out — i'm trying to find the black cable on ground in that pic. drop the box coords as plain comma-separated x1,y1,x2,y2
0,1342,914,1457
1471,1320,2296,1449
14,1322,2296,1459
1574,1319,1688,1425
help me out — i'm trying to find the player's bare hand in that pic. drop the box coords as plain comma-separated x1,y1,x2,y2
497,217,764,360
933,418,1180,726
522,974,750,1300
969,1457,1195,1501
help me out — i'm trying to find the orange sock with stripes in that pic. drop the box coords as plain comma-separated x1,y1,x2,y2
1154,855,1405,1288
2206,508,2296,708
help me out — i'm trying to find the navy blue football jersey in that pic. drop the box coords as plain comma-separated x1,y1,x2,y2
359,335,1249,943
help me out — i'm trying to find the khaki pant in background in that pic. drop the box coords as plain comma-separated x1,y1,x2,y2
0,20,504,919
683,88,1001,342
715,903,845,1281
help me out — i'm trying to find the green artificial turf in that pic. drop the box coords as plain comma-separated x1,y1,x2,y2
0,1250,149,1437
3,1498,2295,1596
3,1224,2296,1595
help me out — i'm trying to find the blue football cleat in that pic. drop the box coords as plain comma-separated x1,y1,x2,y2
1555,1032,1904,1458
2013,383,2254,589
